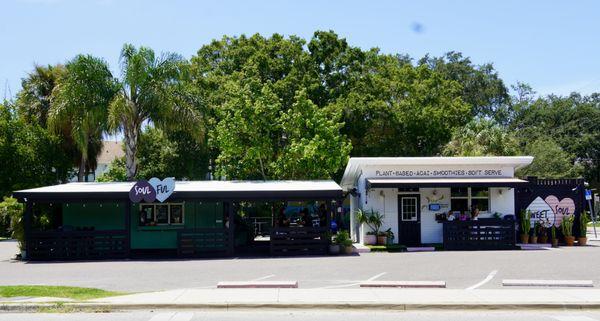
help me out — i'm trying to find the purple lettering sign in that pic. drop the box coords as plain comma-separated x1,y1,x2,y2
129,180,156,203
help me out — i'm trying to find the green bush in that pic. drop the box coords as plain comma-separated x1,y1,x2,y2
580,211,590,237
0,197,24,249
335,230,352,247
520,210,531,235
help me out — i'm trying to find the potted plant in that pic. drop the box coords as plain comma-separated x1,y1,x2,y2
336,230,354,254
356,209,384,245
519,210,531,244
385,228,395,245
551,225,558,247
562,214,575,246
538,225,548,244
530,221,540,244
327,232,340,255
578,211,590,246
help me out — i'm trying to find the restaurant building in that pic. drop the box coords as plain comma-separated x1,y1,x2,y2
340,157,536,249
12,180,343,260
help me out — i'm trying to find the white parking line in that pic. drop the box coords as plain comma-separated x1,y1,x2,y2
316,272,387,289
251,274,275,281
465,270,498,290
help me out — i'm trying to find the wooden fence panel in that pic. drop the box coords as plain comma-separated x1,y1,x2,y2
177,228,230,257
270,227,329,256
443,219,516,250
27,230,128,260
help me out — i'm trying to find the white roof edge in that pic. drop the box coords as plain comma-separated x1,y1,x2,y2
340,156,534,190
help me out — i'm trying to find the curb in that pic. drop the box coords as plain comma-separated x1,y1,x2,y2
4,302,600,312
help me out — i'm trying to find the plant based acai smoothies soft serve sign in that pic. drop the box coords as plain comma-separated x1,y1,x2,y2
129,177,175,203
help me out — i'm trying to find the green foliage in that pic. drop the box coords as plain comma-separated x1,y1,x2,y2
562,215,574,237
0,104,72,197
511,93,599,184
0,285,123,300
0,197,24,249
109,44,203,180
334,230,352,247
443,118,519,156
419,52,510,122
96,157,127,182
15,64,66,128
517,138,583,178
50,55,117,181
551,225,557,240
580,211,590,237
520,210,531,235
356,208,385,236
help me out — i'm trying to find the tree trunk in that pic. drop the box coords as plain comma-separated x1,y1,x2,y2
77,154,86,182
124,126,139,181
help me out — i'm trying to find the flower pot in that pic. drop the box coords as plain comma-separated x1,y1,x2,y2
329,244,340,255
344,245,354,255
363,234,376,245
551,239,559,248
564,236,575,246
377,235,387,245
520,234,529,244
529,236,538,244
539,235,548,244
578,237,588,246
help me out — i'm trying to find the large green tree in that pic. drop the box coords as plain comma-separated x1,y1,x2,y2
15,64,66,128
510,92,599,184
108,44,202,181
50,55,117,181
0,103,72,197
517,138,583,178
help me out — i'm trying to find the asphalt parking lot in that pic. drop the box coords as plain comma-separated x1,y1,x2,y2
1,239,599,292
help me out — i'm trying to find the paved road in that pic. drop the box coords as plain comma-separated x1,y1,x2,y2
3,310,600,321
1,240,599,292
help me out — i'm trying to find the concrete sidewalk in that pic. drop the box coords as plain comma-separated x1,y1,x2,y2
4,288,600,310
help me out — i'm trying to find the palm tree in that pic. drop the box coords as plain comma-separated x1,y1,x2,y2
16,64,66,128
109,44,201,180
49,55,117,182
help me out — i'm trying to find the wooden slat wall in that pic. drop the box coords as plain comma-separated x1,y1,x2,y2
443,219,516,250
27,230,128,260
177,228,230,257
270,227,329,256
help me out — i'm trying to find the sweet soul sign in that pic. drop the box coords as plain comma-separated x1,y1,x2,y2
129,177,175,203
525,195,576,227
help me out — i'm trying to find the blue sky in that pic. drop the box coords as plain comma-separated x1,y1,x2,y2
2,0,599,100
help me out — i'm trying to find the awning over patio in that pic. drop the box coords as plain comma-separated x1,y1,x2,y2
13,180,344,201
366,177,529,189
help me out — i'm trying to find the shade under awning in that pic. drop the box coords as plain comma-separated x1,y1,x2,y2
366,177,530,189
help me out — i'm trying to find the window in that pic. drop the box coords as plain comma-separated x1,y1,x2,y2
401,197,418,221
138,203,185,226
450,188,490,213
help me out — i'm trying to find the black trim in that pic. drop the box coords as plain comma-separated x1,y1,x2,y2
367,180,529,189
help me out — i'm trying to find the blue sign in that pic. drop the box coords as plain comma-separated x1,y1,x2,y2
429,203,441,211
586,189,592,201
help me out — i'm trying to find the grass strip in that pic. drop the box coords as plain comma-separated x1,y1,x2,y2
0,285,124,300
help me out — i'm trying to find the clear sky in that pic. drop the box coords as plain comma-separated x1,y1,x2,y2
2,0,599,100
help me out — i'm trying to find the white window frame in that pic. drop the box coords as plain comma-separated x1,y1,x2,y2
139,202,185,226
401,196,418,222
450,187,490,213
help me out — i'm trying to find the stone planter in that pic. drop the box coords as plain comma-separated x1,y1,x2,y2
329,244,340,255
363,234,376,245
520,234,529,244
564,236,575,246
344,245,354,255
578,237,588,246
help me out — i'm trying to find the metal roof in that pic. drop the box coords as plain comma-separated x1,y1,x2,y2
12,180,343,201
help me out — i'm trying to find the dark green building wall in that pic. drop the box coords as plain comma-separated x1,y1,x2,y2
130,201,224,249
62,201,224,249
62,203,124,230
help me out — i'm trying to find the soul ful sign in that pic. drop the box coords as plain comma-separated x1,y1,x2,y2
129,177,175,203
